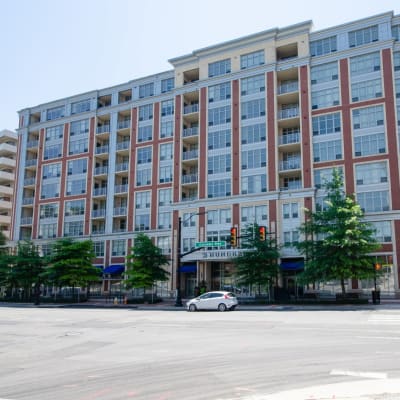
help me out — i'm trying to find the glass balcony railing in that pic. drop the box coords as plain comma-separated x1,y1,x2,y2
182,127,199,137
278,131,300,145
93,187,107,196
279,159,301,171
92,209,106,218
116,141,130,151
94,166,108,175
96,124,110,134
278,81,299,94
278,107,299,119
183,104,199,114
182,149,198,160
114,184,128,193
182,174,198,184
117,120,131,130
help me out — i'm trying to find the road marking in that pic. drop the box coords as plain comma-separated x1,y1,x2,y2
368,314,400,325
356,335,400,340
330,369,387,379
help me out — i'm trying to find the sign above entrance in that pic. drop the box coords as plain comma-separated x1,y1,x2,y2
195,241,226,248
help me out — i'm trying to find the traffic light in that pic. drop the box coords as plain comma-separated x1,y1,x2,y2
259,226,266,241
230,227,237,247
374,263,381,271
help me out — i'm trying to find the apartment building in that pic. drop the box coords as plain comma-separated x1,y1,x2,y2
0,130,17,240
13,11,400,296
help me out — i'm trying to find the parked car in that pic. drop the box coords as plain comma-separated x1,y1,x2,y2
186,291,238,312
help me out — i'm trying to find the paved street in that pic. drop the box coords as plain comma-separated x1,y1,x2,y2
1,305,400,399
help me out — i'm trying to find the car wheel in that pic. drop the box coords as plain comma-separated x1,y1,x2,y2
218,303,227,312
230,306,236,311
188,304,197,312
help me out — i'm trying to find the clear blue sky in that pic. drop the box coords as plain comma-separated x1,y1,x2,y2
1,0,399,130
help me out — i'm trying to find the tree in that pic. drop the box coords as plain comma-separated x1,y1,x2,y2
125,234,169,295
295,169,380,296
45,238,100,301
231,223,280,297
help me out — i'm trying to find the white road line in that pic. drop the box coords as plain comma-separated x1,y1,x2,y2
330,369,387,379
356,335,400,340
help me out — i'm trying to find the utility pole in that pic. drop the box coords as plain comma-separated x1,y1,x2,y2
175,216,183,307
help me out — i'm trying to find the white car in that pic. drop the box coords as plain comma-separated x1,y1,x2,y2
186,291,238,312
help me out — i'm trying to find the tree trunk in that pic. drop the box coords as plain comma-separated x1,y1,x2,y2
340,278,346,296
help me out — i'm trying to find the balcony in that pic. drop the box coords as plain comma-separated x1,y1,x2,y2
116,141,130,151
25,159,37,167
182,149,198,160
117,120,131,130
279,159,301,171
92,227,105,234
24,177,36,186
182,127,199,138
278,131,300,146
96,124,110,134
278,81,299,94
113,207,127,216
278,107,299,120
115,162,129,172
22,197,34,205
20,217,33,225
92,209,106,218
95,145,109,155
27,140,39,148
182,174,198,184
183,103,199,114
93,187,107,197
114,184,128,193
94,166,108,175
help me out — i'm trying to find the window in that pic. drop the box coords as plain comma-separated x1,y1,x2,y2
159,143,173,160
241,205,268,224
159,165,172,183
112,239,126,256
284,230,299,245
283,176,302,190
354,133,386,156
40,203,58,219
136,168,151,186
208,179,231,198
71,99,91,114
183,238,196,252
93,241,105,257
371,221,392,242
281,127,300,145
241,148,266,169
207,209,231,225
241,75,265,96
68,158,87,175
311,62,338,84
66,178,86,196
158,188,172,206
41,182,60,199
313,140,342,162
160,121,173,138
44,143,62,160
349,25,378,47
135,214,150,231
312,113,341,136
310,36,337,56
351,79,382,102
241,123,266,144
135,191,151,209
208,129,231,150
311,87,340,109
46,125,63,141
355,162,387,185
208,59,231,77
138,104,153,121
139,82,154,98
314,167,343,188
158,212,171,229
183,212,196,227
137,147,152,164
283,203,299,219
69,138,88,155
241,174,267,194
64,221,84,237
208,154,231,174
65,199,85,216
395,79,400,98
39,222,57,239
350,52,380,76
138,125,153,142
208,106,231,126
241,50,265,69
161,77,174,93
353,105,384,129
70,119,89,136
157,236,171,254
47,105,64,121
393,25,400,41
241,99,266,120
357,190,389,212
208,82,231,102
161,99,174,116
42,163,61,179
394,52,400,71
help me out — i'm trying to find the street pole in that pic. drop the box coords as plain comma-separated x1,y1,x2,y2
175,216,183,307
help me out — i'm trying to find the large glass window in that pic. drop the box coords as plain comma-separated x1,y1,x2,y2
312,113,341,136
241,205,268,225
160,143,173,161
39,222,57,239
350,52,380,76
67,158,87,175
66,178,86,196
241,174,267,194
241,148,266,169
208,154,231,174
139,82,154,98
314,167,343,188
71,99,91,114
311,62,338,84
356,162,387,186
135,214,150,231
208,59,231,77
371,221,392,242
208,82,231,103
46,125,63,141
351,79,382,102
208,179,231,198
241,99,265,120
240,50,265,69
161,99,174,116
44,143,62,160
208,106,231,126
137,147,152,164
112,239,126,256
65,199,85,216
241,123,266,144
69,137,88,155
47,105,64,121
70,119,89,136
42,163,61,179
313,140,342,162
158,212,171,229
357,190,389,212
310,36,337,56
40,203,58,219
349,25,378,47
241,75,265,96
136,168,151,186
208,129,231,150
135,191,151,209
160,121,173,138
93,241,105,257
41,182,60,199
64,221,84,237
394,52,400,71
138,125,153,142
161,77,174,93
158,188,172,206
354,133,386,156
353,105,384,129
138,104,153,121
159,165,172,183
312,87,340,109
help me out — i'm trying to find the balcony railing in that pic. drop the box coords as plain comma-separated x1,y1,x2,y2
182,195,198,202
115,162,129,172
22,197,34,205
116,141,130,151
278,81,299,94
94,166,108,175
182,149,198,160
113,227,127,233
279,159,301,171
96,124,110,134
279,107,299,119
25,159,37,167
113,207,127,216
114,184,128,193
183,104,199,114
182,174,198,184
95,145,109,154
27,140,39,148
93,187,107,196
24,177,36,186
117,120,131,130
92,209,106,218
92,227,105,234
280,183,302,191
278,131,300,145
182,127,199,137
20,217,33,225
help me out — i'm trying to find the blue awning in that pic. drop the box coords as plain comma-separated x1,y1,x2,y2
180,264,197,273
280,260,304,271
103,264,125,274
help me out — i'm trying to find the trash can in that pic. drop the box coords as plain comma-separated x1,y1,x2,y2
372,290,381,304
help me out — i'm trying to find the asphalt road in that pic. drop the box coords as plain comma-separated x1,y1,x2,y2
1,305,400,400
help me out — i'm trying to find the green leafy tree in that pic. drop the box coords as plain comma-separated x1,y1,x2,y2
45,238,100,301
125,234,169,294
0,231,12,290
295,169,380,295
232,223,280,296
